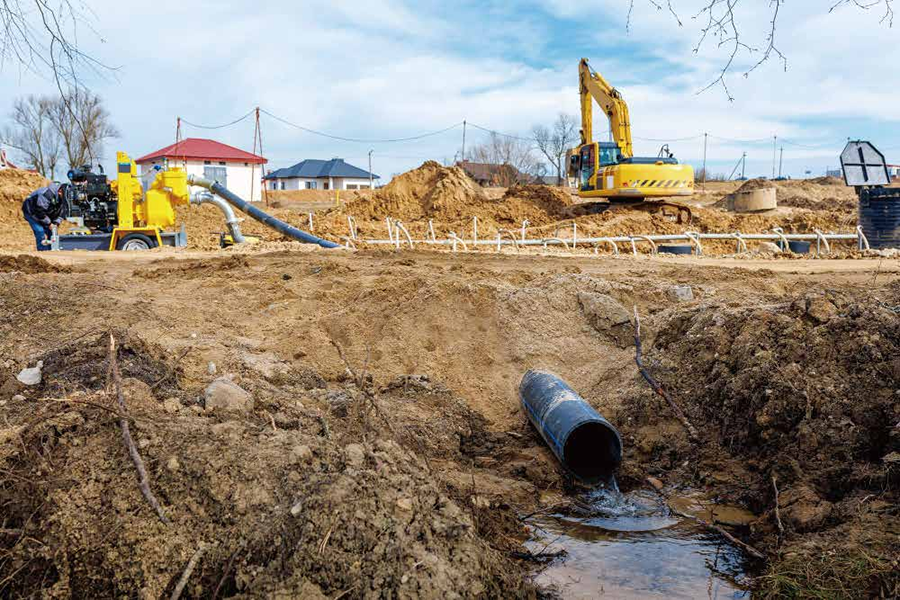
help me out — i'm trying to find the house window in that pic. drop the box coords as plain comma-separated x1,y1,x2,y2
270,181,278,190
323,182,330,190
219,161,226,166
280,181,285,191
347,184,358,190
203,166,227,186
305,181,317,190
204,160,211,165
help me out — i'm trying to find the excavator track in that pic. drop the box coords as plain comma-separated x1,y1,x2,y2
565,199,693,224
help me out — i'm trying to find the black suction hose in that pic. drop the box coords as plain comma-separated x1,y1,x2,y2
188,176,340,249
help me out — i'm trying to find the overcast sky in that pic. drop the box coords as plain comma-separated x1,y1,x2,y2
2,0,898,181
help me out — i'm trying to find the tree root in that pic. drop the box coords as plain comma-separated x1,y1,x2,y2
108,333,170,525
632,306,700,441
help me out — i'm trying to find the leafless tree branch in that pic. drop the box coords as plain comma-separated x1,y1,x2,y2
532,113,578,186
627,0,891,98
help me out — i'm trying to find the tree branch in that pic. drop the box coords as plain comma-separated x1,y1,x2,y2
632,306,700,441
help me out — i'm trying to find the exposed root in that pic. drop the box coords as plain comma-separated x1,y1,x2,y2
169,543,207,600
632,306,700,441
108,333,170,525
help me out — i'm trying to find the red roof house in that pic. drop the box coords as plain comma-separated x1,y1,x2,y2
137,138,267,202
136,138,267,165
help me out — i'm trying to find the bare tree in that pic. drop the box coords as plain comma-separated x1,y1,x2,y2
469,132,540,187
1,94,61,177
532,113,578,186
625,0,894,99
51,88,119,168
1,1,106,87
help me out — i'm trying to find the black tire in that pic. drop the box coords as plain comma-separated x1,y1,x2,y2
116,233,157,251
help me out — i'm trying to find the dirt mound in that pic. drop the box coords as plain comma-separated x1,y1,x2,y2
494,185,574,226
808,175,844,186
0,254,71,273
0,169,50,250
0,334,535,598
0,168,47,200
633,290,900,595
725,177,858,212
736,178,776,192
332,161,488,222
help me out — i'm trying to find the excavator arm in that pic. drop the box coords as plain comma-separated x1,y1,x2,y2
579,58,633,158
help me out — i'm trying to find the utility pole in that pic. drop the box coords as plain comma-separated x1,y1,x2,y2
702,132,708,187
772,135,777,179
461,120,467,164
741,152,746,179
778,146,784,179
368,149,374,190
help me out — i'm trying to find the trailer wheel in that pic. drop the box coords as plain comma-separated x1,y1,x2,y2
116,233,157,251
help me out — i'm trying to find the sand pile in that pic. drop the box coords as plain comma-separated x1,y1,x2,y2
333,161,488,221
0,168,50,250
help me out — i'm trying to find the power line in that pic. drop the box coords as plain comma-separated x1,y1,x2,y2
634,135,703,142
260,109,463,143
467,122,535,142
179,109,256,130
708,134,774,144
780,138,843,150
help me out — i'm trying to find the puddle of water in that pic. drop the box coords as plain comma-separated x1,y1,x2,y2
525,485,752,599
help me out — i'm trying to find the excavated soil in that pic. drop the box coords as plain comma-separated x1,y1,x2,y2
0,163,863,256
0,249,898,598
0,168,50,251
0,162,897,597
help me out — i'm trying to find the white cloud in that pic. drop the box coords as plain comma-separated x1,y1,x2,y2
0,0,897,180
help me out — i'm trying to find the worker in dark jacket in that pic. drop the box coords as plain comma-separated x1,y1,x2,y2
22,183,65,251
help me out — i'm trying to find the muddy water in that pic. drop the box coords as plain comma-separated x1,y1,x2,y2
526,485,754,599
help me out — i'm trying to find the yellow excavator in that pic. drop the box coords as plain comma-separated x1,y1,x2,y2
566,58,694,222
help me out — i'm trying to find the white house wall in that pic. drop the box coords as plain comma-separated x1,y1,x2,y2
267,176,373,191
139,159,264,203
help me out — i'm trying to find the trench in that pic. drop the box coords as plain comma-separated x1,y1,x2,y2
524,483,754,599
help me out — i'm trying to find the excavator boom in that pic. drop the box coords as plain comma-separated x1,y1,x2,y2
579,58,633,158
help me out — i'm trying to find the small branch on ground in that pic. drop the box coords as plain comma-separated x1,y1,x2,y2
648,478,766,560
108,333,170,524
170,543,207,600
632,306,700,441
0,529,24,536
212,543,243,600
510,548,567,563
772,475,784,543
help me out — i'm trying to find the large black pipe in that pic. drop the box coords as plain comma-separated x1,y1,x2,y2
519,370,622,483
188,176,340,249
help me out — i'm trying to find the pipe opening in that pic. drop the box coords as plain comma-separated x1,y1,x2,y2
564,421,622,483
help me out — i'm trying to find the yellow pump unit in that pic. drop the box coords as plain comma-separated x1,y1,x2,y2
567,59,695,208
55,152,191,251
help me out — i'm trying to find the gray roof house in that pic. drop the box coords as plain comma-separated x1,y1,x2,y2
264,158,380,191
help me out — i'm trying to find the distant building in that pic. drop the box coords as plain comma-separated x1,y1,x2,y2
826,169,843,178
888,164,900,180
457,160,532,187
264,158,378,191
136,138,267,202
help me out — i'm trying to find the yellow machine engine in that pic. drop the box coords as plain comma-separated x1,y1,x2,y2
566,58,694,218
56,152,191,251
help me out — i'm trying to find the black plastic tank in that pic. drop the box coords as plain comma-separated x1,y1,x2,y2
859,188,900,249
